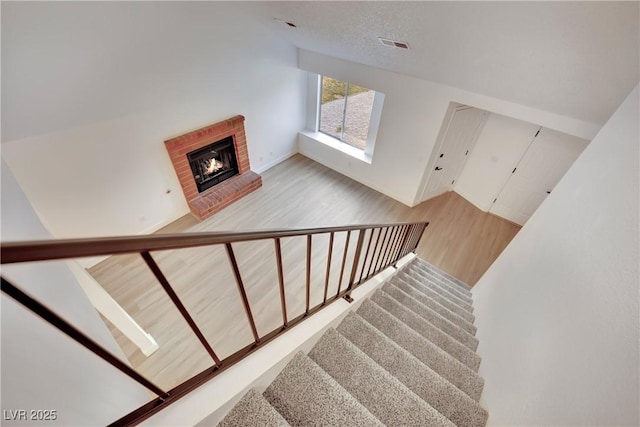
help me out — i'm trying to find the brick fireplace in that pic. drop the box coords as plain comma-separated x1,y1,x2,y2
165,115,262,221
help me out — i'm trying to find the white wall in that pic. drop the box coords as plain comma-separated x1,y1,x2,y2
455,112,539,211
1,2,306,244
1,161,150,426
297,50,600,207
473,85,639,426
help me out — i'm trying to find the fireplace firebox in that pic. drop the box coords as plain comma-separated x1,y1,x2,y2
165,115,262,221
187,136,238,193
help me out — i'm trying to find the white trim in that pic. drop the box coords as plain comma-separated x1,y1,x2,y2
305,73,321,131
77,150,295,270
300,130,372,164
416,103,459,203
364,92,385,158
66,261,160,357
417,103,488,204
298,134,416,207
307,72,384,161
142,254,416,427
253,150,298,174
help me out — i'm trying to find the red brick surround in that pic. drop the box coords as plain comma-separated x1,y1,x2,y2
164,115,262,220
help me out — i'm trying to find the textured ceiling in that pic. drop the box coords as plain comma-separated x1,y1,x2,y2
2,2,638,142
242,1,639,125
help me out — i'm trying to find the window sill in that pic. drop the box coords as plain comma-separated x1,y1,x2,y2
300,131,372,164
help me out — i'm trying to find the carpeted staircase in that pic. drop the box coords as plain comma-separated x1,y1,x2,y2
216,257,487,426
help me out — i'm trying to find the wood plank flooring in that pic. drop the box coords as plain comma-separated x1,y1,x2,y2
89,154,519,392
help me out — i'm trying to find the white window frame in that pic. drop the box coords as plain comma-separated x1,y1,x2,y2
305,73,384,163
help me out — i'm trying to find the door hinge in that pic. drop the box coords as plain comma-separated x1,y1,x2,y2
535,128,540,137
512,167,517,173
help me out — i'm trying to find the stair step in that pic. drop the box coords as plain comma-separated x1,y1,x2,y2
217,389,290,427
401,268,475,313
263,352,383,427
405,264,474,304
382,283,479,351
407,258,471,289
309,328,454,427
397,273,476,323
412,258,472,292
337,313,488,426
391,277,477,335
356,299,484,401
371,290,481,371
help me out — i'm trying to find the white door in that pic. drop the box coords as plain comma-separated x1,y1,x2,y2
489,128,589,225
421,106,487,201
454,113,540,211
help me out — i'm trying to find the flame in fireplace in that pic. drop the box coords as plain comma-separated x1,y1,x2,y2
205,158,225,174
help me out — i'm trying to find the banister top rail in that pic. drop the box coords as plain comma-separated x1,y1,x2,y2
2,220,429,426
1,221,428,264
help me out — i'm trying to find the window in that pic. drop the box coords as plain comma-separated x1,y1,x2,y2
319,76,375,151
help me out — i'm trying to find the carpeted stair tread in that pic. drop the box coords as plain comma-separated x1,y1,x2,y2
309,328,455,427
356,299,484,400
409,261,472,295
401,268,475,313
263,352,383,427
382,283,479,351
391,277,477,335
408,258,473,291
337,313,488,425
412,258,472,292
420,258,471,287
371,290,481,371
416,261,472,291
405,265,474,304
397,270,475,317
216,256,486,427
405,258,472,291
397,272,476,323
217,389,290,427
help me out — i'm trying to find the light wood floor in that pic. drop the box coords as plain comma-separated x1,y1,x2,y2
89,154,519,392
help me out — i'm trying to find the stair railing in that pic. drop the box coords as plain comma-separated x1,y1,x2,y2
1,221,428,426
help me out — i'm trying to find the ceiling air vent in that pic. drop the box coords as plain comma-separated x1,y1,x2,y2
378,37,409,50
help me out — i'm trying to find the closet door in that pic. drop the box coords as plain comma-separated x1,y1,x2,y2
421,106,487,201
489,128,589,225
454,112,539,211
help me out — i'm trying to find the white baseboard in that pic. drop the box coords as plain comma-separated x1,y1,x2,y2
253,151,298,174
297,133,416,207
77,153,294,270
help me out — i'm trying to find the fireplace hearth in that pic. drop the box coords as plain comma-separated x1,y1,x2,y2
165,115,262,221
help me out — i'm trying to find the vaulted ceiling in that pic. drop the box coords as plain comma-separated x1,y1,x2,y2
243,1,639,125
2,2,638,142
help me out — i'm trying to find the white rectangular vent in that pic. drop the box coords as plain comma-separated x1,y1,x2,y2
378,37,409,50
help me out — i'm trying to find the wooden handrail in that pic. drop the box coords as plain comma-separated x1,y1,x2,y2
1,222,426,264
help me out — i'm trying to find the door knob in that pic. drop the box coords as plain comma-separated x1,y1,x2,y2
435,167,442,171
